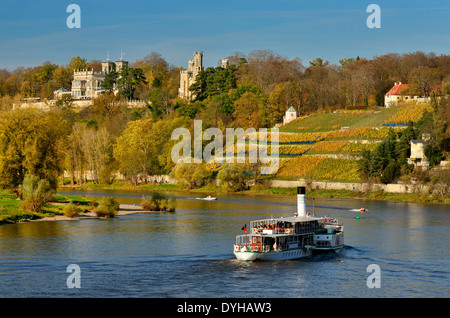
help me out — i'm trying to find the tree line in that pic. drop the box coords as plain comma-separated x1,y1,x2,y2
0,50,449,195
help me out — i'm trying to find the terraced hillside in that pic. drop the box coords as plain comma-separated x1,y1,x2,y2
269,103,431,182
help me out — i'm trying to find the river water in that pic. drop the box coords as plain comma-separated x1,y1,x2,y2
0,188,448,298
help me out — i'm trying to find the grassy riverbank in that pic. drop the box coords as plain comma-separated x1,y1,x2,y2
2,180,447,224
63,180,450,205
0,189,96,224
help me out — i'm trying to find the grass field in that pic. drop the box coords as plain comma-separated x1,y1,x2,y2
280,109,376,132
280,104,429,133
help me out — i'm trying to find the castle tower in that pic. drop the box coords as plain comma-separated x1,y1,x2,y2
193,51,203,73
179,51,204,100
101,60,115,74
115,59,128,72
221,58,229,68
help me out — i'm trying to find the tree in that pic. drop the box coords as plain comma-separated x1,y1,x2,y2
309,57,329,67
116,66,147,100
69,56,88,72
53,66,73,91
113,118,155,182
113,116,191,183
19,174,55,212
217,164,250,191
102,70,118,93
92,92,125,115
190,65,237,102
421,96,449,166
55,94,74,109
232,92,264,129
238,50,304,95
0,108,69,189
148,87,173,116
171,162,211,189
409,66,442,97
380,161,398,184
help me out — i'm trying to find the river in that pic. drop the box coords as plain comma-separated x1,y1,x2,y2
0,188,448,298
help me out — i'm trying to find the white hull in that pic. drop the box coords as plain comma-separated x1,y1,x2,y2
312,245,344,253
196,197,217,201
234,248,312,261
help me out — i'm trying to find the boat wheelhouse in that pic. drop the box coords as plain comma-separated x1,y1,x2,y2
233,187,344,261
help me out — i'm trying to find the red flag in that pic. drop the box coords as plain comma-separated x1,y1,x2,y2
241,224,247,232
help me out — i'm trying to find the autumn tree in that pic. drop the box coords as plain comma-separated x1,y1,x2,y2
409,66,443,97
0,108,69,189
113,116,190,184
232,92,265,129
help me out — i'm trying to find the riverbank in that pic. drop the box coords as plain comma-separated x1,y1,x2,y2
61,180,449,205
27,203,152,222
0,188,163,224
2,180,447,224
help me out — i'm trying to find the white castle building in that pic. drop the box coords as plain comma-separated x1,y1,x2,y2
70,58,128,99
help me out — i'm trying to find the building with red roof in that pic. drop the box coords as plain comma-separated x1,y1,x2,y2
384,82,441,107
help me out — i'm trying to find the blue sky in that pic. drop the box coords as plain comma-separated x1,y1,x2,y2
0,0,449,70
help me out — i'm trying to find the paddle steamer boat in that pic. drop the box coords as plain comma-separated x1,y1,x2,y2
233,187,344,261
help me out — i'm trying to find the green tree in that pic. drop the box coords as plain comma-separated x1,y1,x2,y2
18,174,55,212
117,66,147,100
380,161,399,184
189,65,237,102
102,70,118,93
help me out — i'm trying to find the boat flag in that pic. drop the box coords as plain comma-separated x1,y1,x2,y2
241,224,247,232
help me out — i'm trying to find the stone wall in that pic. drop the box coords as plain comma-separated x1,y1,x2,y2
269,179,432,194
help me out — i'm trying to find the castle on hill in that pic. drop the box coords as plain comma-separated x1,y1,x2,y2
178,51,230,100
53,55,129,100
71,58,128,99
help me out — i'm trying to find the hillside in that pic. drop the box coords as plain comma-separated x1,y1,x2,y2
267,103,432,182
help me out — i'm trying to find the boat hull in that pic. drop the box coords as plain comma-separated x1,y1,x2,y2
234,247,312,261
312,244,344,254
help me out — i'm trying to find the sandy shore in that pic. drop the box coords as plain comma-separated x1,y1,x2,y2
29,204,157,222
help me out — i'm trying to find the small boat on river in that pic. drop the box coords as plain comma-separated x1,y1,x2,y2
233,187,344,261
196,195,217,201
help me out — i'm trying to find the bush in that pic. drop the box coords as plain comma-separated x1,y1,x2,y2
88,200,99,209
140,193,176,212
94,205,112,218
141,196,158,211
19,175,55,213
167,198,176,212
95,197,119,218
63,203,81,218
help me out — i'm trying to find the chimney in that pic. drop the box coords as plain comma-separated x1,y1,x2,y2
297,187,306,217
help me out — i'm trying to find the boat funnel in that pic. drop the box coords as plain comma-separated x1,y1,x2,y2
297,187,306,217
